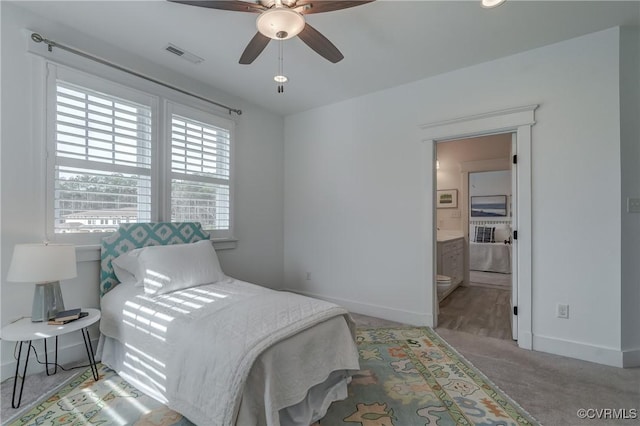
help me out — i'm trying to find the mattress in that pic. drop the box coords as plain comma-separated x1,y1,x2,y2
97,279,360,425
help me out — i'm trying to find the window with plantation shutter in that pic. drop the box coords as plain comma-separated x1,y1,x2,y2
52,78,153,234
46,63,235,242
169,103,233,235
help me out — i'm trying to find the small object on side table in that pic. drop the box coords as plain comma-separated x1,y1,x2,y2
48,308,87,324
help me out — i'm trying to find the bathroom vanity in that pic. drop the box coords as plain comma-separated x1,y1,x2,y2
437,233,465,301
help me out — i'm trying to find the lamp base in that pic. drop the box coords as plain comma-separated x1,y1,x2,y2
31,281,65,322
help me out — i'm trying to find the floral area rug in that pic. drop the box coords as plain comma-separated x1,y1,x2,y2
318,327,538,426
3,364,192,426
5,327,538,426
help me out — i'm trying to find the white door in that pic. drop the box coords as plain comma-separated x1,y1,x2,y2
510,133,518,340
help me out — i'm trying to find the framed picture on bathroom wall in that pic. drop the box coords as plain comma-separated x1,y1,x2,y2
437,189,458,208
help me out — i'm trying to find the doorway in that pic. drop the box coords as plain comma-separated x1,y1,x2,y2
435,134,515,340
420,104,536,350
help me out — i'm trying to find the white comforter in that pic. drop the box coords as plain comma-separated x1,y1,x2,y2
99,279,359,425
469,242,512,273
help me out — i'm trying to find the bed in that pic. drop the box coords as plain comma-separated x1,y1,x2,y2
469,224,512,274
96,222,360,426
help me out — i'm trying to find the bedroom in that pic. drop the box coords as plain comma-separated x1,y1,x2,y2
1,0,639,424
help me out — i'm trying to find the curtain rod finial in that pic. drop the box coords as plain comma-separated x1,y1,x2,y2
31,33,55,51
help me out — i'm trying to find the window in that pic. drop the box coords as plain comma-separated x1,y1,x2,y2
46,64,234,241
168,103,231,232
51,76,152,235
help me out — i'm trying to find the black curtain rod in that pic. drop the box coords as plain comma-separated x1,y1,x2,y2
31,33,242,116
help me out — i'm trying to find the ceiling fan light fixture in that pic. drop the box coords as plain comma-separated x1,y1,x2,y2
274,75,288,83
256,8,305,40
481,0,506,8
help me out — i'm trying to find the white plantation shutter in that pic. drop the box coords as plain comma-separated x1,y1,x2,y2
170,106,233,234
46,63,235,241
51,71,154,234
56,84,152,167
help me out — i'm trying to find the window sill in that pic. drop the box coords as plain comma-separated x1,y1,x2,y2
75,238,238,263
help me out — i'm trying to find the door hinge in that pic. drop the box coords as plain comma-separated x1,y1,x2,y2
513,154,517,164
513,230,518,240
513,306,518,316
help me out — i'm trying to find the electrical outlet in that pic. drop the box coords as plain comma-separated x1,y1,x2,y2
556,303,569,319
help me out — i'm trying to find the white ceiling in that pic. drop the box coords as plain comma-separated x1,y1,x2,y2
13,1,640,116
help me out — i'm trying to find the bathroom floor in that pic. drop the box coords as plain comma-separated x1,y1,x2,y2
438,285,513,340
468,271,511,289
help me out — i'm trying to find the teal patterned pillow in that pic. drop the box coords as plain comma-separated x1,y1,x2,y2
100,222,210,297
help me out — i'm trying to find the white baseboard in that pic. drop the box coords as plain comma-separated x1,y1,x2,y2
623,348,640,367
533,334,626,368
283,288,434,327
1,337,100,381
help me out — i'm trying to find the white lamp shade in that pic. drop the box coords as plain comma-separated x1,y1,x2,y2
256,8,305,40
7,243,77,283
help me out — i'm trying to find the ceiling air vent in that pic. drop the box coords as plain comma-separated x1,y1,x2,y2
164,43,204,64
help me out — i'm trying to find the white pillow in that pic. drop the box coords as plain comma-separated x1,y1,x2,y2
494,224,511,243
112,248,144,286
137,240,225,295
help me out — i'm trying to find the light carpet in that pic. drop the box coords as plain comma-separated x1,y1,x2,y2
5,327,538,426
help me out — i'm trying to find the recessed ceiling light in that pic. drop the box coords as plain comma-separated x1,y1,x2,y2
481,0,506,8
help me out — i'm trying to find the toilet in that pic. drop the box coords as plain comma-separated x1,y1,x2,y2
436,274,452,291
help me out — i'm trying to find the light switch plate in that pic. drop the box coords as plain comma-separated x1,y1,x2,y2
628,197,640,213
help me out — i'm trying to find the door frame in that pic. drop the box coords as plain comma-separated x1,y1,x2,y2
420,105,537,350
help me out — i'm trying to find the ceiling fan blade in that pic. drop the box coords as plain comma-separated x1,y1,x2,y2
239,32,271,64
168,0,265,13
297,23,344,63
295,0,374,15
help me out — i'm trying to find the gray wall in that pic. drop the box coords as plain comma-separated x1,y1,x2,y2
284,27,637,366
620,26,640,360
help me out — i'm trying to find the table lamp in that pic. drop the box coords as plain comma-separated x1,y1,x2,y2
7,243,77,322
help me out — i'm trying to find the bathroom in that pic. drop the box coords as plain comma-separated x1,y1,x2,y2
435,134,514,340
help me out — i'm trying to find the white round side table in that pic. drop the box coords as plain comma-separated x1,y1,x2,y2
0,308,101,408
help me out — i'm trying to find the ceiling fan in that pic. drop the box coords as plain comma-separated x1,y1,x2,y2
169,0,374,64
